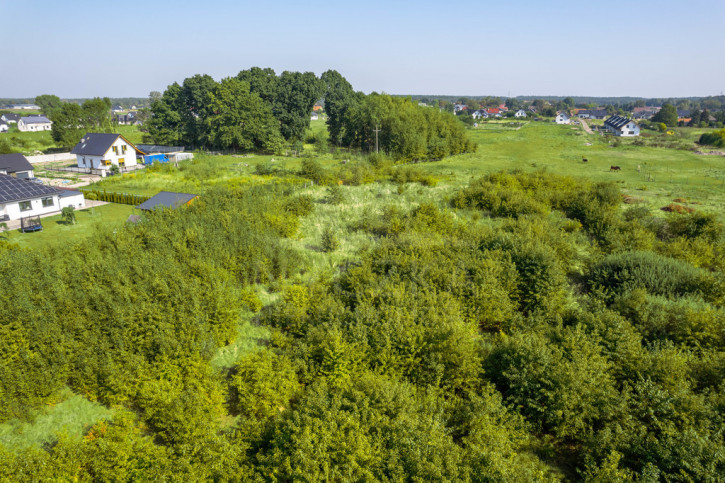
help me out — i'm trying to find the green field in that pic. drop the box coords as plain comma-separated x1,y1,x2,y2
87,120,725,218
1,203,134,250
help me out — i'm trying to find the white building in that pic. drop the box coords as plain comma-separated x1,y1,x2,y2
10,104,40,110
514,109,527,118
1,113,20,124
555,112,570,124
604,115,640,137
310,112,319,121
0,153,35,179
0,174,83,222
0,121,7,133
18,116,52,132
71,133,143,174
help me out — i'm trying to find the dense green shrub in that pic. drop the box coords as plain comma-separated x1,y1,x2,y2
587,251,712,300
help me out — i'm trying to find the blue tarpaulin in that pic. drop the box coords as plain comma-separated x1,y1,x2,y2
143,154,171,165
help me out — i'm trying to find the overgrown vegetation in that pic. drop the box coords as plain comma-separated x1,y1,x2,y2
2,123,725,481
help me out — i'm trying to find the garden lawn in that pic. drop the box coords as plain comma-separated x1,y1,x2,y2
1,203,134,250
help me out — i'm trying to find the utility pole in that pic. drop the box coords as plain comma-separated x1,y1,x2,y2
373,124,380,153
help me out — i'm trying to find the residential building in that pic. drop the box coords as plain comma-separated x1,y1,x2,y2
17,116,52,132
577,109,608,120
0,153,35,178
514,109,527,118
310,112,319,121
0,121,7,133
71,133,143,174
0,174,83,221
632,106,660,120
604,115,640,136
555,112,570,124
1,113,20,124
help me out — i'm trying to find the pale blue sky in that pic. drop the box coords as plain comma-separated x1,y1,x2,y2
1,0,723,98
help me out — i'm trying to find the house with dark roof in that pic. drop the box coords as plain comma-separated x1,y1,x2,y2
0,153,35,179
577,109,608,120
136,191,198,211
0,174,84,221
555,112,570,124
71,133,144,175
18,116,52,132
632,107,660,120
1,113,20,124
604,115,640,137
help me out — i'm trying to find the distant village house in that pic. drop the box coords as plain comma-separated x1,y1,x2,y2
604,115,640,136
17,116,52,132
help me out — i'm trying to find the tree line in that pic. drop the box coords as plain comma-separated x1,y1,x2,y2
146,68,476,161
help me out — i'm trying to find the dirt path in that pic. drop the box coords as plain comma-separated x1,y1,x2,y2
579,118,593,135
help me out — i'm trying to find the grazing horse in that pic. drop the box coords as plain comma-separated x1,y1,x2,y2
610,165,621,172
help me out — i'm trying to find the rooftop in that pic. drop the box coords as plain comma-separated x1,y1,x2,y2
0,174,60,204
136,191,198,211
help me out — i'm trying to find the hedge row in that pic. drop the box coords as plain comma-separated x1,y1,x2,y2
81,189,151,206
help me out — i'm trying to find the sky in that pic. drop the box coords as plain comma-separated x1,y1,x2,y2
1,0,724,99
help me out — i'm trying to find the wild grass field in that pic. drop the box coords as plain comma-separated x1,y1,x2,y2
3,116,723,457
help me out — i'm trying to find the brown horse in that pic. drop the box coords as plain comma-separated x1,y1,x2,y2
610,165,621,172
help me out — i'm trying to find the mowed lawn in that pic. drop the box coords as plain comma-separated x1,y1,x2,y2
1,203,135,250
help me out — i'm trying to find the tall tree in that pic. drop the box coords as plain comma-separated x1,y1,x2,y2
147,83,184,145
237,67,278,105
35,94,62,117
651,103,678,127
179,74,218,147
202,78,282,153
50,103,87,149
273,71,325,140
320,70,356,146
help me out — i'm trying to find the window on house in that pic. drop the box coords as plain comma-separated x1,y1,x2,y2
121,145,127,154
103,159,111,166
112,146,119,155
19,201,32,211
118,158,125,166
42,197,54,207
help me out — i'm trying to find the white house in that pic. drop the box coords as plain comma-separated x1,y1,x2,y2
472,110,486,119
18,116,52,132
604,115,640,137
0,121,7,133
1,113,20,124
0,153,35,179
71,133,143,174
514,109,527,118
555,112,570,124
310,112,319,121
0,174,75,222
